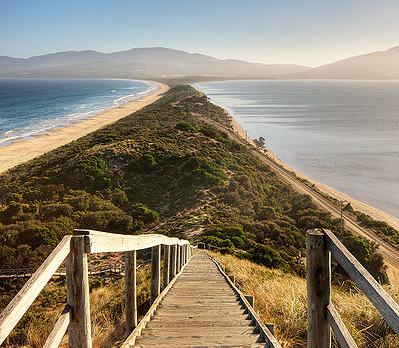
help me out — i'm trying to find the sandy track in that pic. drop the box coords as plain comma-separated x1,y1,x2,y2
197,114,399,282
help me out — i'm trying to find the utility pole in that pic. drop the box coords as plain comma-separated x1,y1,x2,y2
340,200,349,233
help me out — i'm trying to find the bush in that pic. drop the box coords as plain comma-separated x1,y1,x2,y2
128,203,160,225
137,154,158,173
175,122,200,132
18,224,59,249
251,243,288,270
41,204,73,219
109,189,129,207
341,234,388,283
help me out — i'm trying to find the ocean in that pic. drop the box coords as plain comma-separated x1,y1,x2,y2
195,80,399,218
0,78,155,145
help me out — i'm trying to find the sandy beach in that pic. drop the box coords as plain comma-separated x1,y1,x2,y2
229,115,399,232
0,81,169,174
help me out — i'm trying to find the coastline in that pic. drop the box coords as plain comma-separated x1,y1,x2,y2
228,113,399,231
226,113,399,286
0,81,169,174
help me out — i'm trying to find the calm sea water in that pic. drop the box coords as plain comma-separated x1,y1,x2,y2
195,80,399,218
0,78,155,145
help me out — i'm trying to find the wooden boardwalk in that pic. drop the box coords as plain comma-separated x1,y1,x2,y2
134,252,267,347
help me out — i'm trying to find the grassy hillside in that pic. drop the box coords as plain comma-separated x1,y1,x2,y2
0,85,391,345
212,252,399,348
0,85,388,276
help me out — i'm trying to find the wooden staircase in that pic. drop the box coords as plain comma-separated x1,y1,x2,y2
1,228,398,348
134,252,267,347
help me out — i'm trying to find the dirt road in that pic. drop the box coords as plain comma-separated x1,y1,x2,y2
198,115,399,276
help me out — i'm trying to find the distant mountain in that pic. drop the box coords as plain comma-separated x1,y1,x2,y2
298,46,399,79
0,47,310,79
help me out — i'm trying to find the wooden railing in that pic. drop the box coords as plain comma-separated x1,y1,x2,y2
209,255,282,348
307,229,399,348
0,229,195,348
0,262,144,279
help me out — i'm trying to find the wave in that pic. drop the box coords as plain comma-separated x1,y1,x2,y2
0,125,55,145
113,85,157,105
0,79,157,146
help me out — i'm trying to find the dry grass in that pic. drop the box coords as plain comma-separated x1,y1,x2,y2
6,265,151,348
211,252,399,348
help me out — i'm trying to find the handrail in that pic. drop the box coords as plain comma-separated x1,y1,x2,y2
307,228,399,348
74,229,190,253
0,229,195,347
121,250,195,347
209,255,282,348
0,235,72,344
0,260,149,279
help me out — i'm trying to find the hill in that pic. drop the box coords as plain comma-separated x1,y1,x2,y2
0,47,309,78
298,46,399,79
0,85,389,345
0,85,387,274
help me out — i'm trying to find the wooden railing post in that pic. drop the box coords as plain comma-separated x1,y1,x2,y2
182,245,186,266
177,245,181,273
169,244,177,281
125,250,137,334
162,245,170,290
307,229,331,348
181,246,185,268
66,236,92,348
150,245,161,303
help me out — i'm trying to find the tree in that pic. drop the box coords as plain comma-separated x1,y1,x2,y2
254,136,266,150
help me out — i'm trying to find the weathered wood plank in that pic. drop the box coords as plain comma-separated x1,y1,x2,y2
74,229,188,253
150,245,161,304
0,235,71,345
169,244,177,282
66,236,92,348
121,253,191,348
177,245,181,273
125,250,137,334
307,229,331,348
210,255,282,348
324,229,399,334
327,303,358,348
162,245,170,290
43,305,71,348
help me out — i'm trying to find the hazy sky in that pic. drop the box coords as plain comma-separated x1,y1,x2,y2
1,0,398,67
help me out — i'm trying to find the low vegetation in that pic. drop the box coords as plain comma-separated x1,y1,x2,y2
4,264,150,348
0,85,394,346
212,252,399,348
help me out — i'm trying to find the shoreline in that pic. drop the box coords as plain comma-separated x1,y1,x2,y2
227,112,399,231
0,80,169,174
226,112,399,286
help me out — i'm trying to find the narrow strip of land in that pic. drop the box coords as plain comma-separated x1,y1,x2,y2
0,81,169,174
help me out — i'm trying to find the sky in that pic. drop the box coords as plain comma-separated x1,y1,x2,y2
1,0,398,67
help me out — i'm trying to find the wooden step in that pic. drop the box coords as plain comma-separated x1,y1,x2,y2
132,252,265,347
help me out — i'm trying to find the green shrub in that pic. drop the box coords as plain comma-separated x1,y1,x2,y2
128,203,159,225
41,204,73,219
175,122,200,132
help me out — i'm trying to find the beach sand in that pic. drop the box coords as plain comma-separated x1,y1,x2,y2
0,81,169,174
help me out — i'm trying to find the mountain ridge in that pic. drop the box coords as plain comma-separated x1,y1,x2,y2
1,45,399,79
0,47,309,78
294,45,399,79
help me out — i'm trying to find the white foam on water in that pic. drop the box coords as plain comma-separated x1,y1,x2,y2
0,79,156,146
